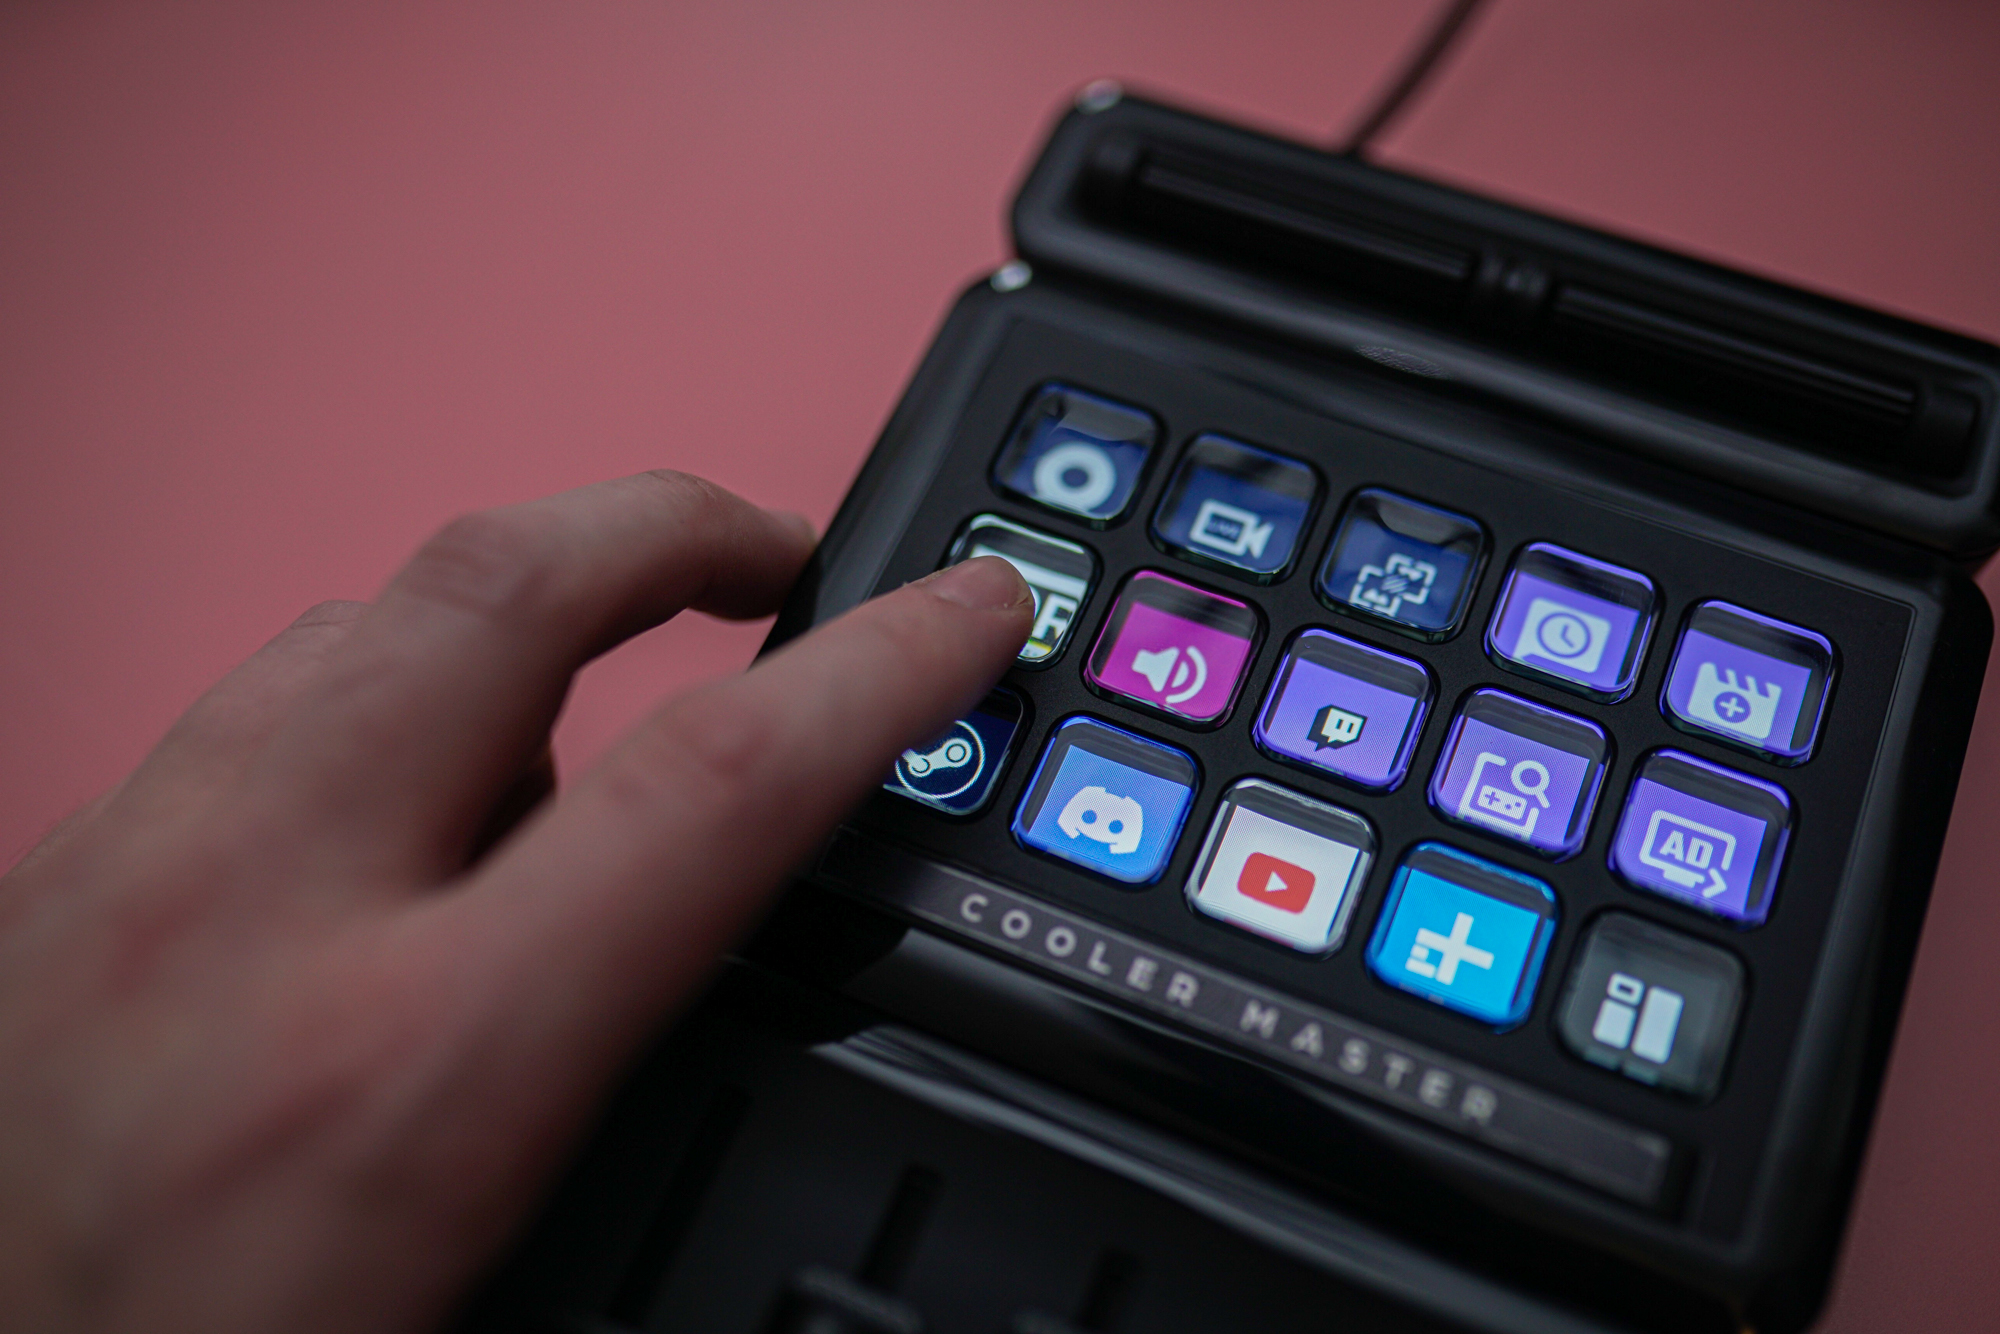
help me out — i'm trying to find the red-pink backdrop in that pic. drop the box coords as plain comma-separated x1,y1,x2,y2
4,2,1996,1327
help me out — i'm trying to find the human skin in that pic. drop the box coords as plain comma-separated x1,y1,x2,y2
0,470,1032,1333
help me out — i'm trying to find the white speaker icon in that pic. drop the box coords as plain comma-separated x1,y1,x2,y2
1130,645,1209,704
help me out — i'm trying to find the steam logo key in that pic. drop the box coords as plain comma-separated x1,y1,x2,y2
1014,717,1197,884
1087,572,1261,726
884,689,1025,816
992,384,1159,524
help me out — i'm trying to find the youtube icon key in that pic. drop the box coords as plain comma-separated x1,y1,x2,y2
1238,852,1315,914
1189,779,1376,953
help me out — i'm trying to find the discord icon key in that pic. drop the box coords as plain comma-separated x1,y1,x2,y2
1086,571,1262,726
1610,749,1793,926
1255,629,1434,791
945,514,1099,665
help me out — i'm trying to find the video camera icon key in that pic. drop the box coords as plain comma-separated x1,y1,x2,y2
1152,435,1319,580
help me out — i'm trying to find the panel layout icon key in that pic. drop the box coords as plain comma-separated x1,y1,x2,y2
1013,717,1197,884
1558,914,1744,1098
1366,843,1558,1028
1086,571,1261,726
946,514,1098,664
1187,778,1375,953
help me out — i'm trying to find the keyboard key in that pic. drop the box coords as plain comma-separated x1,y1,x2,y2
1365,842,1559,1029
946,514,1098,665
1253,629,1434,791
1316,489,1487,641
1151,435,1320,581
1428,689,1610,859
1085,571,1262,726
1557,914,1745,1099
1186,778,1376,953
1487,543,1658,700
1662,601,1835,763
991,383,1159,524
1609,749,1793,925
1013,717,1198,884
883,688,1026,816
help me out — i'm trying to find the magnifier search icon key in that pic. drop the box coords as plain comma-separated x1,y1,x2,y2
1460,752,1552,837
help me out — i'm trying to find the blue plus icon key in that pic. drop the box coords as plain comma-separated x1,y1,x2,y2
1367,843,1560,1028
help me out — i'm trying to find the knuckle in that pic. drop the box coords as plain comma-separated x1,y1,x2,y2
602,697,777,819
290,598,369,631
399,509,563,620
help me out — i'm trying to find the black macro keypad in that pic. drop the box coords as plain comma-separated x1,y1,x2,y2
848,316,1906,1238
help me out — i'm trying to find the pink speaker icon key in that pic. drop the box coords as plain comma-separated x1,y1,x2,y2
1086,571,1261,725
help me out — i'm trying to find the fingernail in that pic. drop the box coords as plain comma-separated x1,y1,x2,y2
774,510,818,545
922,556,1032,611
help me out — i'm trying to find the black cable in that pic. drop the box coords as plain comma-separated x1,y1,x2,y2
1341,0,1491,157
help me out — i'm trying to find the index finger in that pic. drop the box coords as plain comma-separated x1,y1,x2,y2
413,556,1031,1096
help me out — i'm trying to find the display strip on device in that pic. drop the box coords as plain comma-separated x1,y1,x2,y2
821,833,1673,1207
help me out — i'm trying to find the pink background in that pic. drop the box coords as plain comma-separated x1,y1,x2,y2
3,2,1996,1326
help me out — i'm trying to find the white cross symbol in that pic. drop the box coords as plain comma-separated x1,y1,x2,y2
1404,912,1495,985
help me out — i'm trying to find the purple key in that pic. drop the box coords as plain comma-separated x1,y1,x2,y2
1428,689,1610,859
1611,750,1792,925
1486,544,1657,701
1254,630,1433,791
1086,571,1261,726
1662,602,1833,762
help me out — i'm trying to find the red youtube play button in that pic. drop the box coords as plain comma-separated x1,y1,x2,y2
1238,852,1316,913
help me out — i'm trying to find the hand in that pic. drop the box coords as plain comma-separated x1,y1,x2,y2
0,471,1031,1333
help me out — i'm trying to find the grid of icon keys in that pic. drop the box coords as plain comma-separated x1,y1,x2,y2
883,383,1838,1101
